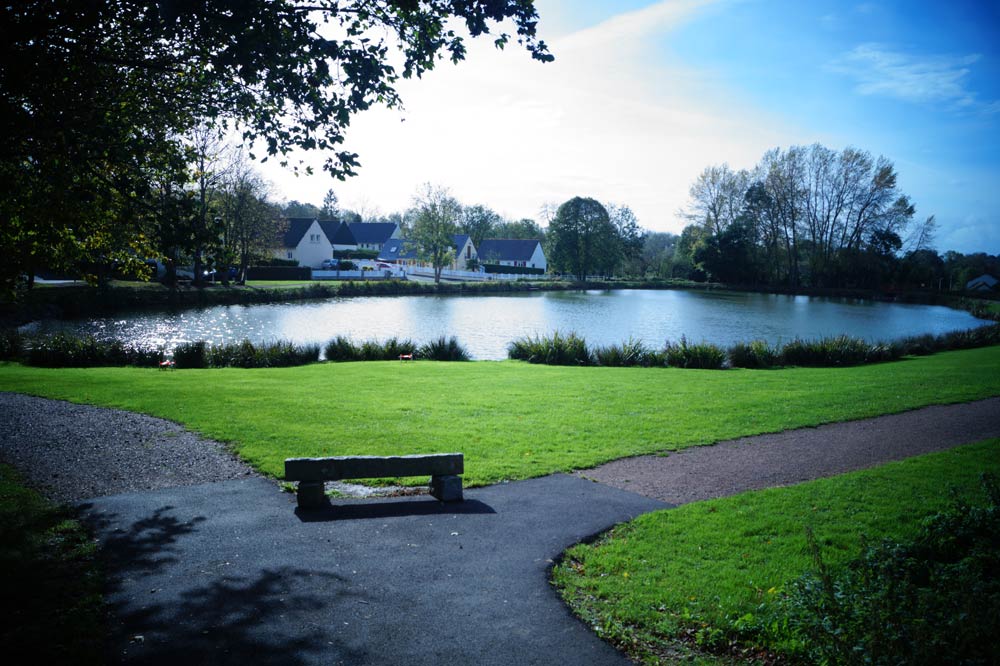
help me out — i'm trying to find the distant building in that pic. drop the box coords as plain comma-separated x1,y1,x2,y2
477,239,547,272
966,273,998,292
377,238,419,266
347,222,401,252
452,234,478,270
275,217,357,267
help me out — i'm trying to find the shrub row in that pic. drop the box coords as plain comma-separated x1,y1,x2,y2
323,335,469,362
172,340,321,369
22,332,164,368
507,323,1000,370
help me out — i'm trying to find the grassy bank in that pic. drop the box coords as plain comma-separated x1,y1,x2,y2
551,439,1000,663
0,465,104,664
1,345,999,485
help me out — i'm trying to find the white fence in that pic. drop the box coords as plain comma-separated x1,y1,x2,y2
405,266,543,282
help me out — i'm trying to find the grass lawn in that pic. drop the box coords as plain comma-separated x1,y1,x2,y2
0,465,104,664
551,439,1000,663
1,345,999,486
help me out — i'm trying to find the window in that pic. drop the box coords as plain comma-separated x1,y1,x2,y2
466,245,471,258
286,251,293,259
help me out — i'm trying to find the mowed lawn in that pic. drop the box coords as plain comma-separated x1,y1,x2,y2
552,438,1000,662
1,345,999,486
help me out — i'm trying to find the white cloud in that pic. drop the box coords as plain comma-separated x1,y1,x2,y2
831,43,996,112
259,0,810,233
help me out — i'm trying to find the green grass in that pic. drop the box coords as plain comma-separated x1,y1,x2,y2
551,439,1000,663
1,345,999,486
244,280,314,287
0,465,104,664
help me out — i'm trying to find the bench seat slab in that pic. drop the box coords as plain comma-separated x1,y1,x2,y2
285,453,464,482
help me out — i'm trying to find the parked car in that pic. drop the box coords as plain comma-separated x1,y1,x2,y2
320,259,338,270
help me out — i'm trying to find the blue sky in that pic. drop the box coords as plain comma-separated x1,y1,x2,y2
262,0,1000,254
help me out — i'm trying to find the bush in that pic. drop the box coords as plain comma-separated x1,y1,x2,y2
784,474,1000,666
25,333,162,367
663,337,726,369
420,336,470,361
0,329,23,361
507,331,592,366
323,335,360,362
593,337,651,367
728,339,780,369
203,339,319,368
778,335,901,367
172,341,208,368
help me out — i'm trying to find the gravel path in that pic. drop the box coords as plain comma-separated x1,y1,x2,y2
578,397,1000,505
0,392,256,503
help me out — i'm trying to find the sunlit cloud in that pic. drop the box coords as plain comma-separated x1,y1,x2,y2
831,43,996,112
260,0,809,232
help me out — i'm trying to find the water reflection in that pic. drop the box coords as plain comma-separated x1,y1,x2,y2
22,289,990,360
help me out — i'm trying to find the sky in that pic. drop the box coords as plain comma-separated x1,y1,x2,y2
258,0,1000,254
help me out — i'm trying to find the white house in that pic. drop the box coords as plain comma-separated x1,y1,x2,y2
452,234,478,270
476,239,546,272
275,218,358,267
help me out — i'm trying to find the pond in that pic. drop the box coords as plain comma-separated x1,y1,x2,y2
21,289,991,360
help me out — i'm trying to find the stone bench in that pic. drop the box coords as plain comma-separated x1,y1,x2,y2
284,453,464,509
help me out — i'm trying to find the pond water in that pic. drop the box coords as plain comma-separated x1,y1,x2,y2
21,289,991,360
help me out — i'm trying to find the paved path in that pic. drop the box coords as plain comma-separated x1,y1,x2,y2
82,475,664,665
579,397,1000,505
4,393,1000,664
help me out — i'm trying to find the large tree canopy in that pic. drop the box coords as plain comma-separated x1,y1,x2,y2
0,1,550,295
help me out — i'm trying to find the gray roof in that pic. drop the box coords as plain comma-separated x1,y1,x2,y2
378,238,418,262
349,222,398,245
320,220,357,246
477,239,542,263
966,273,998,290
453,234,471,252
281,218,316,248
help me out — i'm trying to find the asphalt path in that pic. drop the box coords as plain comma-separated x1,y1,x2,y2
82,474,665,665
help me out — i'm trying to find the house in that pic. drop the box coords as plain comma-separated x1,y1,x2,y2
476,239,547,272
378,235,478,271
275,217,357,268
321,220,358,251
378,238,419,266
348,222,401,252
966,273,998,292
452,234,478,270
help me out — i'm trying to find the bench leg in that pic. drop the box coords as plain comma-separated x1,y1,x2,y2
296,480,328,509
430,475,463,502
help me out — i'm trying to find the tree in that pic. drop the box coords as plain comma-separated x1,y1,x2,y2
282,201,321,219
1,1,551,296
319,190,340,220
460,204,501,248
547,197,619,281
607,204,646,277
220,154,284,284
411,185,461,284
494,218,545,240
